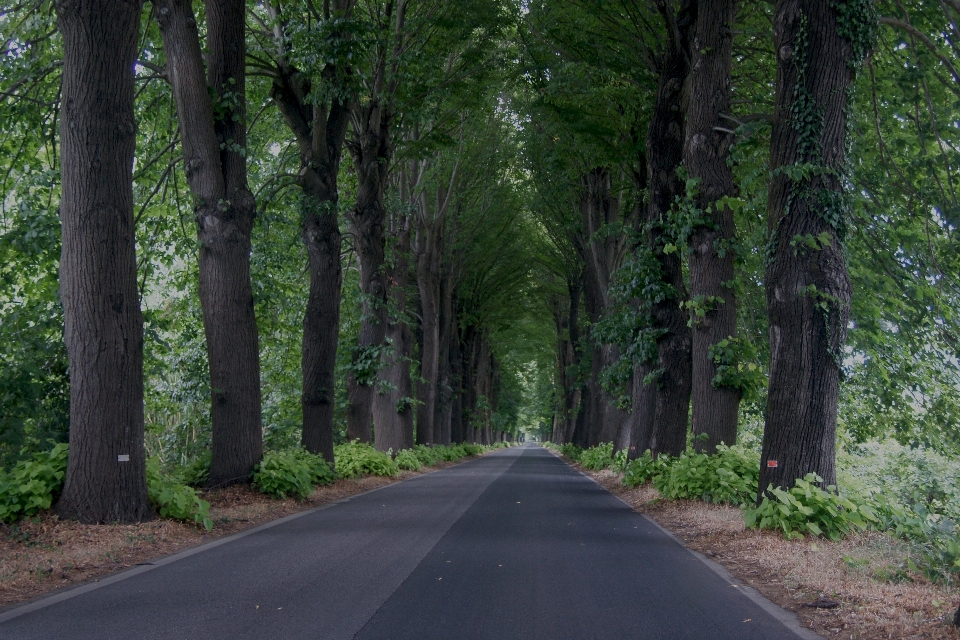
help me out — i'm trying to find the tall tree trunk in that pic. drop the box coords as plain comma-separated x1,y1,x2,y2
269,1,355,464
686,0,740,454
346,100,393,443
299,192,342,463
157,0,262,487
54,0,152,523
416,227,441,445
645,1,694,458
628,361,658,457
578,168,633,446
373,218,414,452
434,269,455,445
582,274,606,447
563,276,583,443
759,0,860,491
447,309,463,443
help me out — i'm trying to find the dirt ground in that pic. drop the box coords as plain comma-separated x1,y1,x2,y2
0,463,456,609
578,463,960,640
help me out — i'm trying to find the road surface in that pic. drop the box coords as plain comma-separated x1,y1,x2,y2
0,444,820,639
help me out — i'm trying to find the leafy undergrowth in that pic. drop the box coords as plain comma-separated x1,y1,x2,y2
569,460,960,640
0,445,502,608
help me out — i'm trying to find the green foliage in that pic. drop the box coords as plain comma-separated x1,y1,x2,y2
252,449,336,500
146,457,213,531
622,450,668,488
682,295,725,327
652,445,760,506
334,440,399,479
745,474,878,541
557,443,583,462
177,451,212,488
708,337,765,401
610,448,628,473
578,442,615,471
394,449,422,471
0,443,68,524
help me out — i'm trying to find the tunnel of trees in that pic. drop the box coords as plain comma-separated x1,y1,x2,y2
1,0,959,524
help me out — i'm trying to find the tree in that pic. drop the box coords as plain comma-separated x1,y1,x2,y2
684,0,741,452
641,0,694,458
54,0,152,523
758,0,875,491
266,0,358,463
156,0,262,486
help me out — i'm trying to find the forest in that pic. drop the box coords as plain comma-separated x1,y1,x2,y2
1,0,960,581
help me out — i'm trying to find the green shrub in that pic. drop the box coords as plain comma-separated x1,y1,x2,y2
412,444,441,467
439,444,469,461
653,445,759,506
176,450,211,487
146,457,213,530
579,442,614,471
611,449,628,473
558,443,583,461
0,443,68,523
461,443,484,456
253,448,335,500
622,450,669,488
744,474,878,541
395,449,422,471
335,440,399,478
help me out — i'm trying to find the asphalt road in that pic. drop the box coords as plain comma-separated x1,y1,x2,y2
0,444,820,639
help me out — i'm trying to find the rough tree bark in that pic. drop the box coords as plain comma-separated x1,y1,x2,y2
759,0,861,491
550,275,581,444
157,0,262,487
578,168,632,446
345,100,392,443
446,297,463,443
269,1,356,464
644,0,694,458
54,0,153,523
685,0,741,453
416,227,441,445
434,269,455,445
373,214,415,452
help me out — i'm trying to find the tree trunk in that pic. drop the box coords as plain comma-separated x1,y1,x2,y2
461,326,478,444
54,0,152,523
416,224,441,445
346,98,393,443
269,2,355,464
299,193,342,463
434,269,455,445
759,0,858,492
686,0,741,454
645,1,694,458
157,0,263,487
563,276,583,443
447,310,463,443
373,218,414,452
628,361,658,458
582,273,606,447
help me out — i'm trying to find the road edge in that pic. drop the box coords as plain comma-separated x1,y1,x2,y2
0,448,513,624
542,446,825,640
